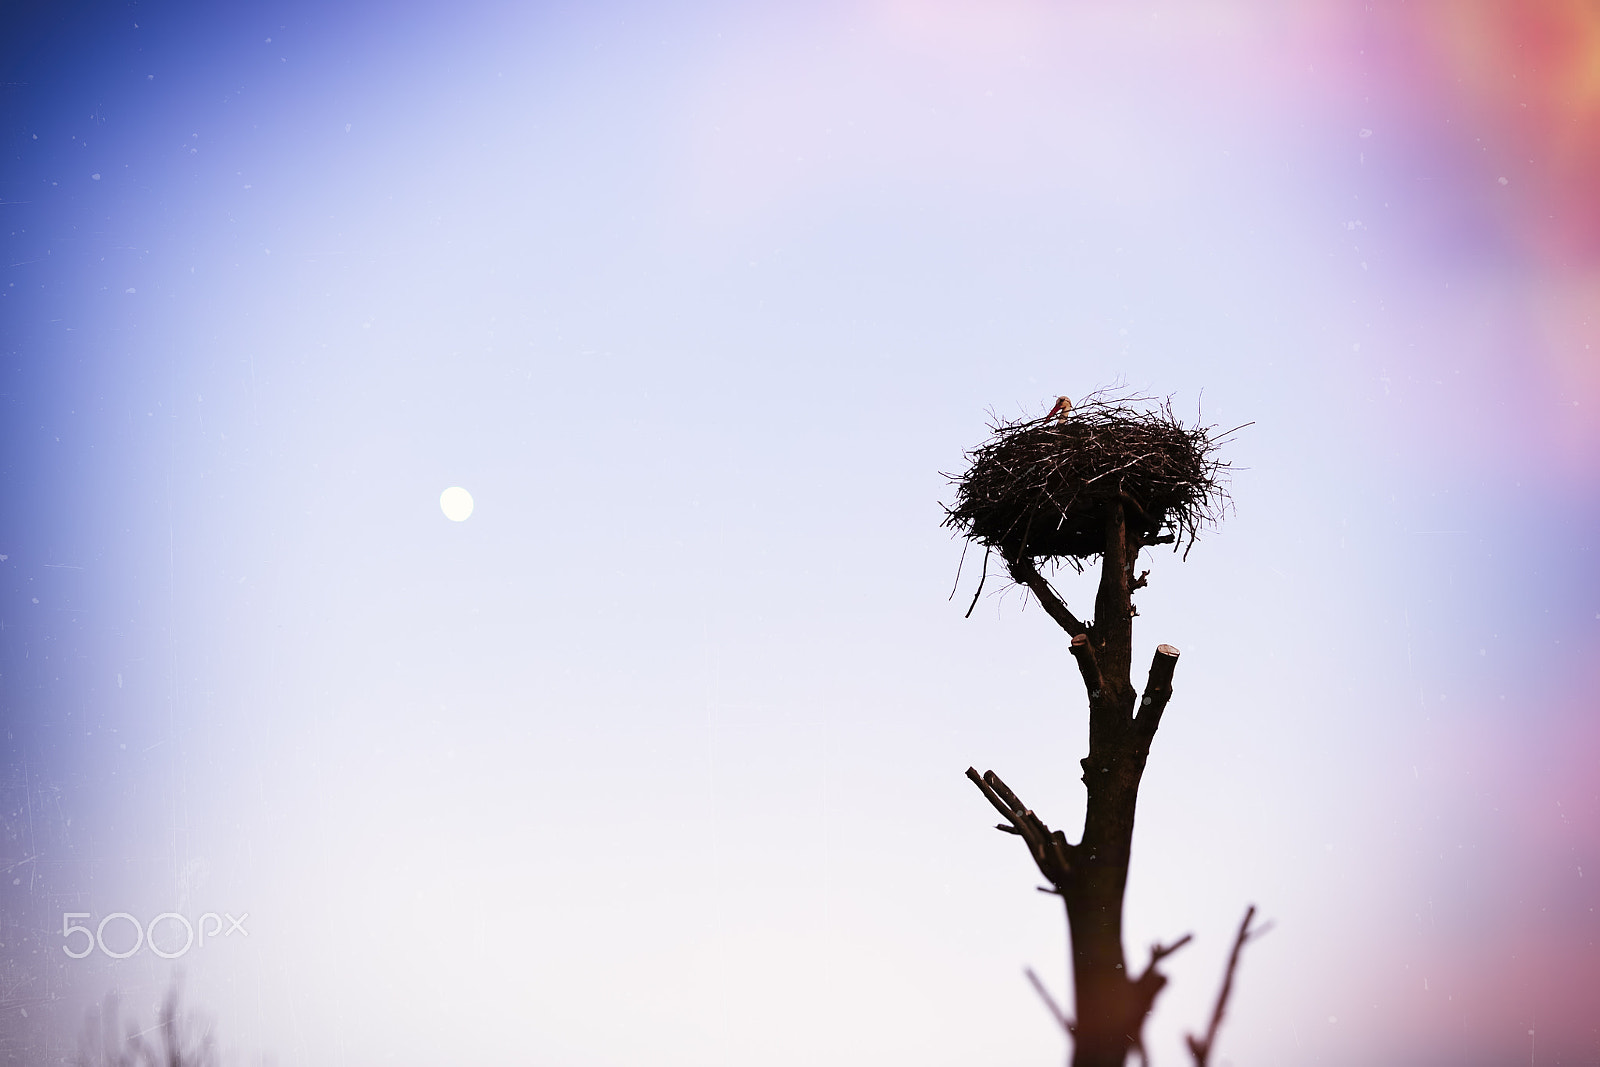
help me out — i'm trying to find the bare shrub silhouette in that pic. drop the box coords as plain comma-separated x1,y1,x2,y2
75,982,217,1067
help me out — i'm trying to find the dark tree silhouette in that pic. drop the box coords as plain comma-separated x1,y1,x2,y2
945,392,1255,1067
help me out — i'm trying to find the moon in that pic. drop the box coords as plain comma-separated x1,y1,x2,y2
439,486,474,522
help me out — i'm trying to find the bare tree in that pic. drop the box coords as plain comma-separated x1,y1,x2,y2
945,392,1253,1067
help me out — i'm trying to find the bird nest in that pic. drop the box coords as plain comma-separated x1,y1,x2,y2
942,392,1234,566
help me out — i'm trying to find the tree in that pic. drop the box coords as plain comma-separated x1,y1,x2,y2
944,392,1253,1067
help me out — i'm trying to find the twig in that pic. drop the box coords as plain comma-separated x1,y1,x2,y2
1129,933,1195,1017
964,546,991,619
1082,453,1159,487
1142,933,1194,976
1025,968,1073,1035
1210,420,1256,443
1186,905,1271,1067
948,538,970,601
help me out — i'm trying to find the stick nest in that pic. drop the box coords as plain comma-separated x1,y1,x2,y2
942,392,1233,565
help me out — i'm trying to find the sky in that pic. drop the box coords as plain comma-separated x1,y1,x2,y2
2,1,1597,1064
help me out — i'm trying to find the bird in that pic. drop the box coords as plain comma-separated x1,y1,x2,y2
1045,395,1072,422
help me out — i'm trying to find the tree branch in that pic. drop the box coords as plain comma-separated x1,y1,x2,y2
965,767,1076,891
1141,933,1195,977
1005,555,1088,637
1185,905,1271,1067
1129,933,1194,1021
967,765,1020,823
1134,644,1180,738
963,546,991,619
1069,633,1103,697
1025,967,1073,1036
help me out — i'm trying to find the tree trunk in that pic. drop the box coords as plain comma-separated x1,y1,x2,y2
982,499,1184,1067
1064,861,1134,1066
